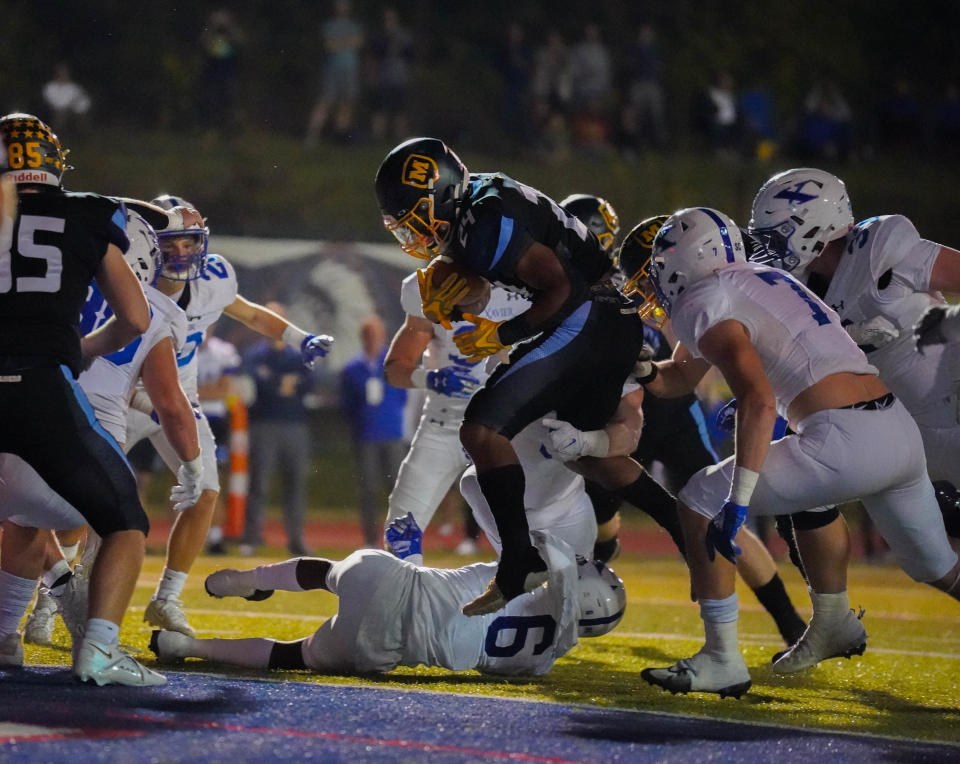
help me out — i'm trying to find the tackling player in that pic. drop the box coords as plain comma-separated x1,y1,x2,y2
751,168,960,508
151,517,624,676
634,208,959,698
382,251,529,541
122,194,335,638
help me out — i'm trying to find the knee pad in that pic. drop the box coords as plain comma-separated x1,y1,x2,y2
790,506,840,532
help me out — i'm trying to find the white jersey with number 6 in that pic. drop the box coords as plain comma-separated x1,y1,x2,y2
302,531,579,676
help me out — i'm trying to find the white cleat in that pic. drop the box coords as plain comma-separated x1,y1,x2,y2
773,607,867,673
144,597,196,638
204,569,274,601
641,650,752,698
73,638,166,687
24,589,57,646
149,629,192,664
0,631,24,668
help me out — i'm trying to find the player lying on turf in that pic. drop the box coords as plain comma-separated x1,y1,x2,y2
150,515,624,675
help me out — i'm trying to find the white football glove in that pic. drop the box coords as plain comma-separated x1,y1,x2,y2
170,454,203,512
129,389,154,415
844,315,899,351
541,418,610,461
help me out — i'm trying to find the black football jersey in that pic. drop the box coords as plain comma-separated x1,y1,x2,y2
0,189,129,375
448,173,610,300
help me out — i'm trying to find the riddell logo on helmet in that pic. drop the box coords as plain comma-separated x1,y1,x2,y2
9,169,54,184
401,154,438,188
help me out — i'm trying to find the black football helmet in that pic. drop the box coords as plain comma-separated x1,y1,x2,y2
0,113,69,187
559,193,620,254
616,215,670,330
374,137,470,260
151,194,209,281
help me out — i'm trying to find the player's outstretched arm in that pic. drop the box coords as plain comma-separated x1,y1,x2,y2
541,388,645,461
642,341,711,399
384,314,434,388
83,244,150,360
224,295,333,367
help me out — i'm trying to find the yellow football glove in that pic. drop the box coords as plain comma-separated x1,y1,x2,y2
417,264,471,330
454,314,510,363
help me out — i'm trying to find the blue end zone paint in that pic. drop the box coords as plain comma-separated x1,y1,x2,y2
1,668,958,763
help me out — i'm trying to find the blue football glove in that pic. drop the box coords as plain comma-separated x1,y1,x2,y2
301,334,334,368
716,398,738,433
385,511,423,561
705,501,748,564
426,365,480,399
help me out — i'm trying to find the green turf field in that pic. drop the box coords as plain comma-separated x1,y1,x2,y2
24,546,960,746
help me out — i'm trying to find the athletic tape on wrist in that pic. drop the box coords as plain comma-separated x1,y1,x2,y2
282,324,310,350
728,466,759,507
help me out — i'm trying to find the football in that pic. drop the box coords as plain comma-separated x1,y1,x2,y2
427,258,490,315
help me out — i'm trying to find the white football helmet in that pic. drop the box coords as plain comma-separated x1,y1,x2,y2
648,207,745,318
151,193,209,281
576,557,626,638
749,168,854,276
123,210,160,286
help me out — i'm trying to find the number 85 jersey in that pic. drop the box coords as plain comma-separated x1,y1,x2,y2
0,191,129,376
169,253,238,404
671,261,878,420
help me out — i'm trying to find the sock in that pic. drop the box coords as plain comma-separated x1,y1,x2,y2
186,636,275,668
593,537,620,564
752,574,806,645
616,471,686,556
476,464,533,557
42,560,73,593
60,542,81,564
84,617,119,646
253,560,308,592
700,593,739,659
155,568,189,601
0,571,37,637
810,589,850,625
79,530,102,569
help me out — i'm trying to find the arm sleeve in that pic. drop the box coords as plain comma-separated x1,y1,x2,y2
399,272,425,317
868,215,940,291
460,202,534,282
112,197,171,232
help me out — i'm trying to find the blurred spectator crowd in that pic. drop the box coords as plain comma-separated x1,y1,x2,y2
10,2,958,166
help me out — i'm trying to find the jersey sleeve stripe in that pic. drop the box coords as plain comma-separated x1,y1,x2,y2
490,217,515,269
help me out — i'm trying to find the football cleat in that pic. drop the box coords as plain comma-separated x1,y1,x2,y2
641,650,751,698
773,607,866,673
73,638,166,687
149,629,191,665
24,589,57,646
204,569,275,601
144,597,196,638
462,550,549,616
0,631,24,667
